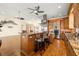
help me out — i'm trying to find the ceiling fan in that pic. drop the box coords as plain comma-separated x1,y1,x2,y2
28,5,44,15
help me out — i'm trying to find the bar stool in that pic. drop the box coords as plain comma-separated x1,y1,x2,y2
37,40,42,56
34,40,38,52
41,38,45,51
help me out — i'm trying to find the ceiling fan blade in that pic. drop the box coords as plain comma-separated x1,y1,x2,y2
35,13,38,15
38,11,44,13
28,8,34,11
37,5,40,9
30,11,34,13
35,5,40,11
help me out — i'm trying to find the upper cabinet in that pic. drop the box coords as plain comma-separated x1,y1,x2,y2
74,4,79,27
63,17,69,29
69,3,79,28
69,5,75,29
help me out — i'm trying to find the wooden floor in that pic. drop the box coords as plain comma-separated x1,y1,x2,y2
43,39,67,56
32,38,68,56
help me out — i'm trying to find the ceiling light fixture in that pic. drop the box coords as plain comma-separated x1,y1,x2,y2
58,5,61,8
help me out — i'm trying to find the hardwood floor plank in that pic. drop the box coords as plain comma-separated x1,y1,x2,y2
43,39,67,56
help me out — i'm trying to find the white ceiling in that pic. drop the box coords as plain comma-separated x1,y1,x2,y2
0,3,70,20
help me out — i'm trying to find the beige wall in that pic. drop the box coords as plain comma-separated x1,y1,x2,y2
0,35,21,56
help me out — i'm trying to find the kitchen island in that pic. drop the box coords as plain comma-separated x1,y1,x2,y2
0,25,21,56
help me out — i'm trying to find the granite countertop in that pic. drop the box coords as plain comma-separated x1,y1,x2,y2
69,39,79,55
65,33,79,56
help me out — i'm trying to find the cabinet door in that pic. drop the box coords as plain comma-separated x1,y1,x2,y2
27,35,35,55
21,34,35,55
64,18,69,29
21,35,28,55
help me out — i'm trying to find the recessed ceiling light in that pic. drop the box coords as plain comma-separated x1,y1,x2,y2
58,5,61,8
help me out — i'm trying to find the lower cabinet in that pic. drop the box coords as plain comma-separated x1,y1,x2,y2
21,34,36,56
